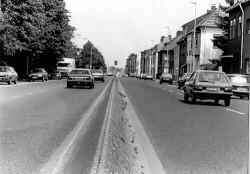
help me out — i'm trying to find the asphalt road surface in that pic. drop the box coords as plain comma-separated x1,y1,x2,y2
0,77,113,174
119,77,248,174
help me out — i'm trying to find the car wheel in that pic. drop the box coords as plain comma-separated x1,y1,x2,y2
224,98,230,106
184,90,189,102
239,96,244,99
191,92,196,103
67,82,72,88
14,79,17,84
102,79,105,82
214,99,219,105
160,80,162,84
8,79,11,85
42,77,45,82
90,83,94,89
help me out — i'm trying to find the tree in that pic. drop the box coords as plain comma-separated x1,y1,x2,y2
77,41,106,70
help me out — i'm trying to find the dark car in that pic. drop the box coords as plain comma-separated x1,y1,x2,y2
0,66,18,85
177,73,192,89
227,74,249,99
48,70,62,80
160,73,173,84
28,68,48,81
92,69,105,82
184,70,233,106
67,68,95,88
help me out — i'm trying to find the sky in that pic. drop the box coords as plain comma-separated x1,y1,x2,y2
64,0,228,68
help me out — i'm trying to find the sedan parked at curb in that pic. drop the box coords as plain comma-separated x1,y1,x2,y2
178,73,192,89
67,68,94,88
160,73,173,84
28,68,48,81
227,74,249,99
183,70,233,106
0,66,18,85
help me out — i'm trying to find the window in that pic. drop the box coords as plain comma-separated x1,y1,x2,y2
247,19,250,36
238,16,242,37
230,20,233,39
232,19,236,38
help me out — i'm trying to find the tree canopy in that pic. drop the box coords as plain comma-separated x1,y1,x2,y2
0,0,75,77
77,41,106,71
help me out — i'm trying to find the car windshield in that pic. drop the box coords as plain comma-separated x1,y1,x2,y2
229,76,249,84
162,73,172,77
93,70,103,73
31,69,42,73
198,72,229,83
0,67,9,72
71,70,90,75
57,63,71,67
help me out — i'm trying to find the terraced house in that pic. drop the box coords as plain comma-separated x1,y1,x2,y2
223,0,250,74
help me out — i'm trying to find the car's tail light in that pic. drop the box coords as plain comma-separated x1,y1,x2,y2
194,85,203,91
224,87,232,92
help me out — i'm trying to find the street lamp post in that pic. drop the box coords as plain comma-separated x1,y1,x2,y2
191,1,197,72
165,26,170,73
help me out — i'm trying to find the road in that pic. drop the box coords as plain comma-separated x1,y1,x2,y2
119,77,248,174
0,78,113,174
0,76,248,174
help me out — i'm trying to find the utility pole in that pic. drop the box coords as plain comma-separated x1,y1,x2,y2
191,1,197,72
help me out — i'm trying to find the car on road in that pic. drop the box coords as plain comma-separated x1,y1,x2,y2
107,72,113,76
92,69,105,82
67,68,94,88
143,74,153,80
177,73,192,89
48,70,62,80
160,73,173,84
140,73,146,79
183,70,233,106
28,68,48,81
227,74,249,99
0,66,18,85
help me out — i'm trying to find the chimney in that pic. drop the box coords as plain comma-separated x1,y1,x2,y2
160,36,166,43
211,4,216,11
176,31,182,36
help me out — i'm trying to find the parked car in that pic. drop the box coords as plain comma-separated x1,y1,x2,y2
140,73,146,79
107,72,113,76
160,73,173,84
48,70,62,80
67,68,94,88
92,69,105,82
0,66,18,85
145,74,153,80
183,70,233,106
227,74,249,99
177,73,192,89
28,68,48,81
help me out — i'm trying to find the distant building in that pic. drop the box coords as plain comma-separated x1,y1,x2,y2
126,53,137,76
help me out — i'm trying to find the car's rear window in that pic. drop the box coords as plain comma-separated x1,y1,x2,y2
71,70,90,75
229,76,249,84
0,67,9,72
31,69,43,73
198,72,229,83
162,73,172,77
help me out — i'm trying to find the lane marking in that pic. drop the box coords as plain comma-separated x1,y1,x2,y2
225,109,245,115
176,93,182,96
39,79,113,174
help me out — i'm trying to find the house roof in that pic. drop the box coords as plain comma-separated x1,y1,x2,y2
225,0,250,12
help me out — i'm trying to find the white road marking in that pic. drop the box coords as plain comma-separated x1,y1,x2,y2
176,93,182,96
225,109,245,115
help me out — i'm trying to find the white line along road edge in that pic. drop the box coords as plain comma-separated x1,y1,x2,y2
117,79,167,174
39,78,113,174
90,78,115,174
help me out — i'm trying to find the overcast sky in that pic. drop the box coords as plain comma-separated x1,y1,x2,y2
64,0,227,68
